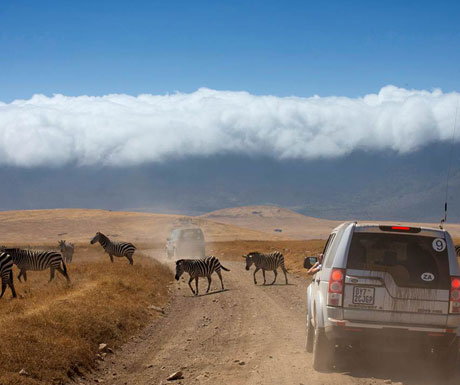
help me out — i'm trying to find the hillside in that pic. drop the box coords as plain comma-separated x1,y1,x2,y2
201,205,340,239
0,208,285,245
201,205,460,240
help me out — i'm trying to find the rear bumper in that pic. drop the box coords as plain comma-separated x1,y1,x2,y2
325,317,459,349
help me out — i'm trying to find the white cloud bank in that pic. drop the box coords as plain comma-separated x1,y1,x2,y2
0,85,459,167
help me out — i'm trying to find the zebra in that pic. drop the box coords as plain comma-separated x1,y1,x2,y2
243,251,288,285
58,240,74,264
1,247,70,283
0,251,16,298
175,256,230,295
90,232,136,265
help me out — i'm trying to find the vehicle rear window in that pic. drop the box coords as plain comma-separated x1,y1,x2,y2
347,232,450,289
180,229,204,241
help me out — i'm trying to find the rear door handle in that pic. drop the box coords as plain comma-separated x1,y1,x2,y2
315,279,320,284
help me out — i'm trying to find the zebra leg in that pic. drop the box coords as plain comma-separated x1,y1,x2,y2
253,267,260,284
271,269,278,285
262,269,266,285
23,270,28,282
282,265,288,284
109,254,114,263
206,276,212,293
17,270,23,282
195,277,199,295
126,254,133,265
49,267,56,282
216,269,225,291
56,266,70,283
0,278,5,298
188,276,195,295
9,271,16,298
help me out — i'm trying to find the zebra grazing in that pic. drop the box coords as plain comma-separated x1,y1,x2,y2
1,248,70,283
175,256,230,295
0,251,16,298
59,240,74,264
243,251,288,285
90,232,136,265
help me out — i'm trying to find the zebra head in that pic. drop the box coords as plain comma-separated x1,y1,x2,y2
58,240,66,251
90,232,101,244
175,259,185,280
243,252,257,270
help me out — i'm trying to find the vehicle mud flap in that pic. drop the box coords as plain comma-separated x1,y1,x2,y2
306,317,314,353
312,327,335,372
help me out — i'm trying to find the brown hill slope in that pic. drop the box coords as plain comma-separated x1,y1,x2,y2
0,208,284,245
201,205,340,239
201,205,460,239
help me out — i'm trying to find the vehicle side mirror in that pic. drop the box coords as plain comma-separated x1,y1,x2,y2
303,256,318,269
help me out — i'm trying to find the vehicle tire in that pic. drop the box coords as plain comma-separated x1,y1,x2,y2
312,327,334,372
306,316,314,353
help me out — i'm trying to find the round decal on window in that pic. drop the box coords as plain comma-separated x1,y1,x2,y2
432,238,446,252
421,272,435,282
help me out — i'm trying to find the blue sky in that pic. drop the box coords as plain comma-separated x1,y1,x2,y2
0,0,459,102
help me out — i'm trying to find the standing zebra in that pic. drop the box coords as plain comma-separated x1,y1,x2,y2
1,248,70,283
243,251,288,285
90,232,136,265
0,251,16,298
59,240,74,264
175,256,230,295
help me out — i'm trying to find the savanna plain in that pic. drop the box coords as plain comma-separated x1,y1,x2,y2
0,206,459,385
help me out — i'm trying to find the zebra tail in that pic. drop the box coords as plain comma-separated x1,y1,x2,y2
220,265,230,271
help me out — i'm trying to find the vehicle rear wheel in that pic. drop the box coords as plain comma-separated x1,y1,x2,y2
312,327,334,372
306,316,314,353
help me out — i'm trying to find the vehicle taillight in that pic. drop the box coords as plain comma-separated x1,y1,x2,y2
328,268,345,307
449,277,460,314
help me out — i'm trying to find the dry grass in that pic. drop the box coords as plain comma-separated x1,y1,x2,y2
0,244,172,385
207,239,326,276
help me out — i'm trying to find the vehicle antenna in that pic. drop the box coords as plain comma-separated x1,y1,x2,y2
440,100,459,229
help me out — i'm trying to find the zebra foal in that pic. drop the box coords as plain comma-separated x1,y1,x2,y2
1,247,70,283
175,256,230,295
0,251,16,298
90,232,136,265
59,240,74,264
243,251,288,285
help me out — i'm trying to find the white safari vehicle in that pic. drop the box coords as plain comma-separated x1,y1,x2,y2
304,222,460,377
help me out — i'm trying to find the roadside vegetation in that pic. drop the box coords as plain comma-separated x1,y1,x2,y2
0,244,172,385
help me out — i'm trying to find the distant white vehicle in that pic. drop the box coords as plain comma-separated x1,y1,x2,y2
166,227,205,258
304,222,460,378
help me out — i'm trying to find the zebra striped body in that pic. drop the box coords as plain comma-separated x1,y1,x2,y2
0,251,16,298
244,251,288,285
90,232,136,265
175,256,230,295
455,245,460,257
2,248,70,283
59,240,74,264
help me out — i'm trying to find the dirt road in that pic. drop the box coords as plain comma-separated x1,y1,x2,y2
83,261,458,385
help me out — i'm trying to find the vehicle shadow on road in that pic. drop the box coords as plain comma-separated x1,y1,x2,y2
335,350,459,385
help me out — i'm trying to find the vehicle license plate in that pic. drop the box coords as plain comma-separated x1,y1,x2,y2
352,287,375,305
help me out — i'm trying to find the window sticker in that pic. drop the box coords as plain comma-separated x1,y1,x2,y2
432,238,446,252
421,272,435,282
